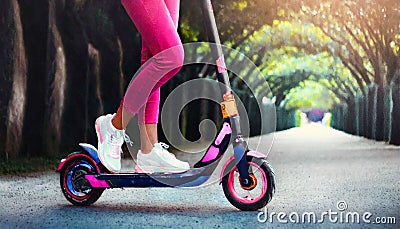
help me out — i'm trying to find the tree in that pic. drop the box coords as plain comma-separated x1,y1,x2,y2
180,0,277,45
292,0,400,139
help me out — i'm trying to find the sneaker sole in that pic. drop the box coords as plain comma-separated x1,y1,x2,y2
135,165,188,174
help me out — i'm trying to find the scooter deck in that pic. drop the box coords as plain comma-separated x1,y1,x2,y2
85,167,209,188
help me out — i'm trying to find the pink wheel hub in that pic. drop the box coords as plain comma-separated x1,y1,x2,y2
227,162,268,204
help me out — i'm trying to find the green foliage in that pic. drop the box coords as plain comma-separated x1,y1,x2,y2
295,110,302,127
180,19,200,42
223,0,399,111
284,80,337,110
182,1,390,110
180,0,277,44
288,0,400,86
325,113,332,127
0,155,63,175
230,20,359,107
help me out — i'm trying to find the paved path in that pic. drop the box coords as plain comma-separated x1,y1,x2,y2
1,124,399,228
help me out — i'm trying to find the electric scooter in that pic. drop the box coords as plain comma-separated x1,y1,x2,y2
56,0,276,211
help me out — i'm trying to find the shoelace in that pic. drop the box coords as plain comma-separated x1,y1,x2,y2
157,142,178,160
159,142,169,149
124,132,134,147
108,131,123,145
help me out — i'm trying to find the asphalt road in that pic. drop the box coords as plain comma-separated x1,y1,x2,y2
1,124,399,228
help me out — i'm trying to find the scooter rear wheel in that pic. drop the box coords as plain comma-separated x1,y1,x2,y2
60,155,104,206
222,157,275,211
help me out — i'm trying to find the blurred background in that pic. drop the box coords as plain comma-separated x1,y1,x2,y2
0,0,399,165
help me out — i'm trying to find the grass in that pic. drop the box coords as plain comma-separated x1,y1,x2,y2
0,155,65,175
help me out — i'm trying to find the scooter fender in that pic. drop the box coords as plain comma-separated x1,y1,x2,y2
219,150,266,183
55,143,100,172
77,143,101,163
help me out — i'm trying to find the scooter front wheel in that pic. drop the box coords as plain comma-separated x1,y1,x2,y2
60,155,104,206
222,157,275,211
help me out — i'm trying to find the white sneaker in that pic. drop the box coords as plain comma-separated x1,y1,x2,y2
136,143,190,173
95,114,124,173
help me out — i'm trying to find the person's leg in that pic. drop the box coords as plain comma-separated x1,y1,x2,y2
120,0,184,116
138,89,160,153
116,0,182,117
111,99,124,130
139,124,158,153
137,0,181,153
111,45,165,154
115,0,188,173
114,0,182,151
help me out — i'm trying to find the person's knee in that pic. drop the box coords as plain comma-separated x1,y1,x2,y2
168,44,184,69
156,44,183,67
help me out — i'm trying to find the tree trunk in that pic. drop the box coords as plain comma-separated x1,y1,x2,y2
86,43,104,145
383,85,391,141
366,85,377,139
355,95,365,136
389,79,400,145
0,0,15,160
18,0,50,157
362,88,368,138
56,1,90,150
0,0,28,160
42,0,66,155
375,85,385,141
345,99,356,135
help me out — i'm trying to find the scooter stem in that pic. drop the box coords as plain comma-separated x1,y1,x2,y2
201,0,252,185
200,0,231,95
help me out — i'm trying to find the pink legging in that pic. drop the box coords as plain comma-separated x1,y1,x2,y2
121,0,183,124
